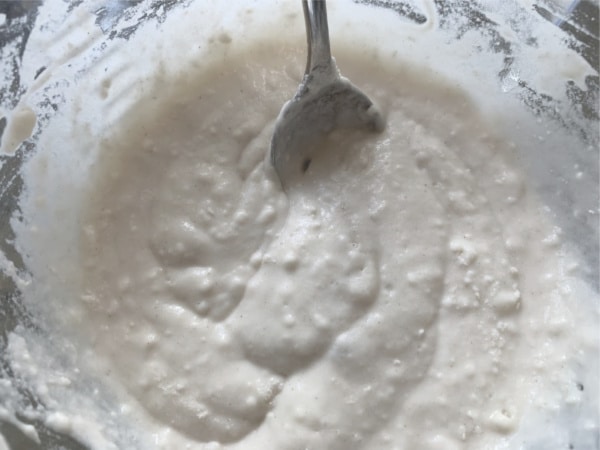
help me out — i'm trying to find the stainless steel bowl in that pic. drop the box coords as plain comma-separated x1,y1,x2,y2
1,1,598,449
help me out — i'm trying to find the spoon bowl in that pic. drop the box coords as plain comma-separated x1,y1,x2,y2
270,0,384,185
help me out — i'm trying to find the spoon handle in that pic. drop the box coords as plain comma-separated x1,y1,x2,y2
303,0,333,74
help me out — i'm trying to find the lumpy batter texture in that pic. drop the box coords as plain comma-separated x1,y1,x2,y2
65,43,565,449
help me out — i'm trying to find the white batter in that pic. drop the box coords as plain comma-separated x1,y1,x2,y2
58,43,584,449
1,2,597,449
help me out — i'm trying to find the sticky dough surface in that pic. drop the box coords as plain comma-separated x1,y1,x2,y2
76,45,561,449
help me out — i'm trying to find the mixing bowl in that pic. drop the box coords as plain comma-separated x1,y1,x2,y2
1,1,598,449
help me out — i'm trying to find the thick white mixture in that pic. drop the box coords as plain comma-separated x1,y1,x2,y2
18,44,593,449
0,1,598,450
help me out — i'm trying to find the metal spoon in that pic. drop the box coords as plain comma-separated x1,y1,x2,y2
270,0,385,185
